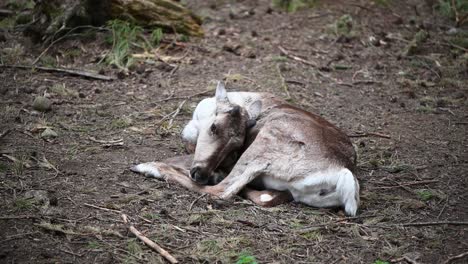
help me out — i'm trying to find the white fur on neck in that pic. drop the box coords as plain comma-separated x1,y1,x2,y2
182,92,262,144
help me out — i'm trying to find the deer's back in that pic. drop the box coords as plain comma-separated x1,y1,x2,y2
254,104,356,172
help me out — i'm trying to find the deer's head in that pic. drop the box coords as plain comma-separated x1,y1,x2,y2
190,82,261,185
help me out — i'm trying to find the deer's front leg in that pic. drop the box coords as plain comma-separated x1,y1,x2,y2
213,154,271,200
131,161,221,196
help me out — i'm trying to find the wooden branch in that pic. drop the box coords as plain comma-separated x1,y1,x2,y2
278,46,318,67
443,251,468,264
0,9,14,18
84,203,122,213
374,180,439,189
0,129,11,140
276,64,291,100
349,132,391,139
0,215,38,220
156,88,214,103
121,214,178,264
0,65,115,81
167,99,187,128
398,221,468,227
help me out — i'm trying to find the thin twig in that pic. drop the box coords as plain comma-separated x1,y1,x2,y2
189,193,206,211
59,248,83,257
0,232,39,244
397,221,468,227
0,9,14,17
83,203,122,213
168,100,187,128
156,88,214,103
443,251,468,264
278,46,318,67
349,132,391,139
88,136,124,147
373,180,439,189
0,64,114,81
276,64,291,100
0,129,11,140
451,0,460,26
121,214,178,263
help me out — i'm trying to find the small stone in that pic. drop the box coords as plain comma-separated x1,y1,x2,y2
49,196,58,206
242,48,256,59
0,30,6,42
215,28,226,36
32,96,52,112
392,17,403,25
41,128,58,139
222,42,242,55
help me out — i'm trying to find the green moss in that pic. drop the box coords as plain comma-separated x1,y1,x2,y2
14,198,34,210
236,253,257,264
416,105,435,113
87,240,101,249
416,189,434,201
111,117,132,129
0,17,16,29
334,14,354,36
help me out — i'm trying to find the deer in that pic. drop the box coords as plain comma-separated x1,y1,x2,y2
131,82,360,216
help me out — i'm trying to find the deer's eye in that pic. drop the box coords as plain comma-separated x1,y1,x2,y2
210,123,217,135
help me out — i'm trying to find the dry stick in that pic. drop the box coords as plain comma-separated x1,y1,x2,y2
0,9,14,17
278,46,318,67
0,64,114,81
121,214,178,264
188,193,207,211
348,132,391,139
0,215,38,220
451,0,460,26
0,129,11,139
168,100,187,128
83,203,122,213
88,137,123,144
397,221,468,227
276,64,291,100
374,180,439,189
156,88,214,103
443,251,468,264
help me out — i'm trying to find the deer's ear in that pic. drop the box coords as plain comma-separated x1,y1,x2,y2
248,100,262,119
215,81,228,102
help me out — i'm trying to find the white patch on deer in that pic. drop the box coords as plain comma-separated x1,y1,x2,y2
260,167,359,216
181,120,199,144
259,194,273,202
131,162,162,179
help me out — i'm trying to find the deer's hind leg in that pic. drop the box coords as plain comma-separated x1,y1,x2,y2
241,188,293,207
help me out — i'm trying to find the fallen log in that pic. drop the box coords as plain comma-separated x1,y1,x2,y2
25,0,203,42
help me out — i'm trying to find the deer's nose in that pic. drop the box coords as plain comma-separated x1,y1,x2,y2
190,166,209,185
190,166,201,180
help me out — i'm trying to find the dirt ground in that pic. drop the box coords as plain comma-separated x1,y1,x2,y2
1,0,467,263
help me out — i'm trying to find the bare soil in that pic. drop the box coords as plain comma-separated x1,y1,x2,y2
1,0,467,263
